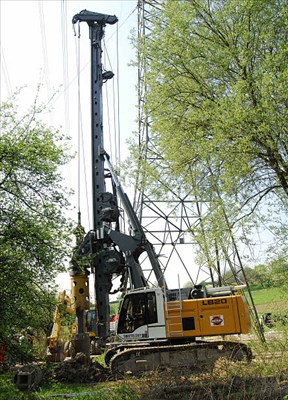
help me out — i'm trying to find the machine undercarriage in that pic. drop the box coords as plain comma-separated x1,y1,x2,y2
106,340,252,374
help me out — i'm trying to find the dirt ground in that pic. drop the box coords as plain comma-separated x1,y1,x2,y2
51,353,112,384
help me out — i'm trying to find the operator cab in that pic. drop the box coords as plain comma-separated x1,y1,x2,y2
117,288,166,340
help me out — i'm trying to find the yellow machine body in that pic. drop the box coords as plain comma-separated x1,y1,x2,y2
112,288,253,374
165,294,250,338
117,288,250,342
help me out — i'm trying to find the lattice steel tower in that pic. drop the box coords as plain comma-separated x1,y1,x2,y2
135,0,264,340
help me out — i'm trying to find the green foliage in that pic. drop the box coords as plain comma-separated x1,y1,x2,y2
129,0,288,276
253,264,273,288
269,256,288,287
0,91,72,362
0,373,21,400
110,301,120,316
248,256,288,289
144,0,288,199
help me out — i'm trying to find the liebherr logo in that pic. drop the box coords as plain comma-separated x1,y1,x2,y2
202,298,228,305
210,315,224,326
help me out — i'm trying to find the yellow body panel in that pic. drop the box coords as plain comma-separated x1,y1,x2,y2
165,294,250,338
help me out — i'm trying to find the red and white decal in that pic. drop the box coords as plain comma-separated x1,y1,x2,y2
210,315,224,326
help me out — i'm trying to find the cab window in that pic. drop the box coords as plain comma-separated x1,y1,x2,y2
118,292,158,333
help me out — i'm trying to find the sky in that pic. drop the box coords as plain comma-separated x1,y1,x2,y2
0,0,140,292
0,0,138,163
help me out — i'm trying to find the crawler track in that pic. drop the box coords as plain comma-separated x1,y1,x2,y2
108,341,252,374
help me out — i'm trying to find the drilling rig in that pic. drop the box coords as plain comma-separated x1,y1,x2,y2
15,11,253,387
69,9,252,374
69,9,166,353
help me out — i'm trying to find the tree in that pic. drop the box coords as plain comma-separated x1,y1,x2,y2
131,0,288,279
143,0,288,204
268,256,288,287
0,92,72,361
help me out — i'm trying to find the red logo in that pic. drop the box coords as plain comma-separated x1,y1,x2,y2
210,315,224,326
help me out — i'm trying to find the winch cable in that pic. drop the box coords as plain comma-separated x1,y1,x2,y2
74,28,91,228
116,22,121,166
61,0,70,137
103,48,113,161
103,24,126,234
105,5,137,165
103,38,118,165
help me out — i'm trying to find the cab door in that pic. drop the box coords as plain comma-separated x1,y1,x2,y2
117,290,166,340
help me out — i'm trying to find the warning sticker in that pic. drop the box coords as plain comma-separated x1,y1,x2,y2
210,315,224,326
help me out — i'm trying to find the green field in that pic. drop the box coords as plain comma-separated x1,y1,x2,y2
249,285,288,313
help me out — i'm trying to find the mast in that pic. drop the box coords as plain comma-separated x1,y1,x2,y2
72,10,119,339
72,9,165,342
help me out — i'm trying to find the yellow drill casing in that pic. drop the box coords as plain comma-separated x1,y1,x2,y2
71,275,90,312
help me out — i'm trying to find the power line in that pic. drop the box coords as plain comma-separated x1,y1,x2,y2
61,0,70,135
38,1,52,112
0,46,12,101
74,30,91,228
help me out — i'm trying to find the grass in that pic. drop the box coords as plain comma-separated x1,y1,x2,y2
249,285,285,304
3,355,288,400
133,360,288,399
248,285,288,313
0,374,138,400
2,287,288,399
3,332,288,400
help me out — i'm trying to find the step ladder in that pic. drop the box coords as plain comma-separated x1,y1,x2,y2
164,275,184,337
